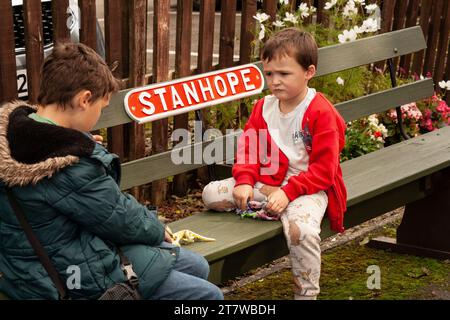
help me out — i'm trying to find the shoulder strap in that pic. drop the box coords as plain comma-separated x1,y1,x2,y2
5,188,68,300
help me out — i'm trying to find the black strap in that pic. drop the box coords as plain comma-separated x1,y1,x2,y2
5,188,68,300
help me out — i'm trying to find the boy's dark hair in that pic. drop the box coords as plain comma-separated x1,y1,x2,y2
261,28,318,70
38,42,120,108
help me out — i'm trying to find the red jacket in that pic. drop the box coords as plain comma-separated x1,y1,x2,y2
232,93,348,233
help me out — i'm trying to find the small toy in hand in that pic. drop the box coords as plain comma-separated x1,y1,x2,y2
235,200,281,221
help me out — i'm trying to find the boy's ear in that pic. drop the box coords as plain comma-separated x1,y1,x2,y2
305,65,316,80
75,90,93,110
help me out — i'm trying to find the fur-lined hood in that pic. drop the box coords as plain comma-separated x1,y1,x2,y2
0,101,96,187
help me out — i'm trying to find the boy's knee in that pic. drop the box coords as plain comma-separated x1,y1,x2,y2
202,182,235,212
288,221,320,246
202,283,224,300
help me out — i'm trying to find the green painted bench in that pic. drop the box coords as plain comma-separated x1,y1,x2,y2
104,26,449,284
1,27,448,299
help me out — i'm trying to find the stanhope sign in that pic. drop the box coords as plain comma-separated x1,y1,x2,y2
124,64,265,124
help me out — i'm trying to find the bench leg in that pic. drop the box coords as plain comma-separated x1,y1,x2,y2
368,168,450,260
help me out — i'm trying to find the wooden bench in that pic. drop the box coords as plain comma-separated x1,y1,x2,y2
1,27,448,299
92,26,448,285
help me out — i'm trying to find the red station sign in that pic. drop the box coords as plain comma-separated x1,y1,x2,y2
124,64,264,124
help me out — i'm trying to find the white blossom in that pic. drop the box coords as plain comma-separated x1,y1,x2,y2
338,29,358,43
343,0,358,17
272,20,285,28
324,0,337,10
438,80,450,90
365,3,378,13
336,77,345,85
298,3,310,19
361,17,378,33
258,24,266,41
353,0,366,4
279,0,289,5
283,12,299,24
253,12,270,23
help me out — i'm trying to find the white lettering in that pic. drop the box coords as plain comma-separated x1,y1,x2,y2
240,69,256,91
154,88,168,111
214,75,228,97
198,78,215,101
226,72,239,94
139,92,155,115
171,86,184,109
367,265,381,289
182,82,200,104
66,265,81,290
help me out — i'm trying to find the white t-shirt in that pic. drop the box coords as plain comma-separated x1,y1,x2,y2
262,88,317,186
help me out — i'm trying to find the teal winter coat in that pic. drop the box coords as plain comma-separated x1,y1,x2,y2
0,102,178,299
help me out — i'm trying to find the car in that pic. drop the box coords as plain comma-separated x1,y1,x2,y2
13,0,105,99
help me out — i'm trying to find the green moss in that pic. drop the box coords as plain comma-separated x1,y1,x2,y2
225,222,450,300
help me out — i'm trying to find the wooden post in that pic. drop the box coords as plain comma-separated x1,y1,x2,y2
196,0,216,185
263,0,277,22
399,0,421,76
79,0,97,50
173,0,193,197
0,1,18,104
51,0,70,44
23,0,44,105
151,0,171,205
411,0,433,77
316,0,329,26
432,0,450,93
128,0,147,201
423,0,444,76
392,0,409,73
105,0,129,160
374,0,396,72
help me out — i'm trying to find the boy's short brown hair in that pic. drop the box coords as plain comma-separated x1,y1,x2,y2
261,28,318,70
38,42,120,108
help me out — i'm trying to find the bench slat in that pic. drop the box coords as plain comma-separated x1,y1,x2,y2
336,78,433,122
168,127,450,265
95,26,426,130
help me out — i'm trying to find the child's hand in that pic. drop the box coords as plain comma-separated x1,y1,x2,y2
266,189,289,215
92,134,104,144
259,185,280,197
164,230,173,243
233,184,254,211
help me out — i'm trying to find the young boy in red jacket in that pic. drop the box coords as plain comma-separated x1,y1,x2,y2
202,28,347,300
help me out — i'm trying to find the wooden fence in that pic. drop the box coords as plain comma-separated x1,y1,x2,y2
0,0,449,204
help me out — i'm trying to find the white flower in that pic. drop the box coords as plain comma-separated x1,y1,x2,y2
298,3,310,18
324,0,337,10
279,0,289,5
365,3,378,13
309,6,317,14
353,0,366,4
343,0,358,17
258,24,266,40
336,77,345,85
272,20,285,28
353,25,365,34
368,114,379,125
338,29,358,43
253,12,270,23
361,17,378,33
438,80,450,90
283,12,299,24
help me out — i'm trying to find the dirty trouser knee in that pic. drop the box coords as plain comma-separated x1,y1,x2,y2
202,177,266,211
281,191,328,299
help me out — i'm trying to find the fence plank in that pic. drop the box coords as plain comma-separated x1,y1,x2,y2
127,0,147,199
219,0,237,68
411,0,432,77
151,0,171,205
240,0,257,65
52,0,70,43
23,0,44,105
374,0,396,71
79,0,97,50
424,0,444,76
105,0,129,160
173,0,194,196
0,2,17,103
392,0,409,71
400,0,420,76
434,0,450,91
263,0,277,21
316,0,329,26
